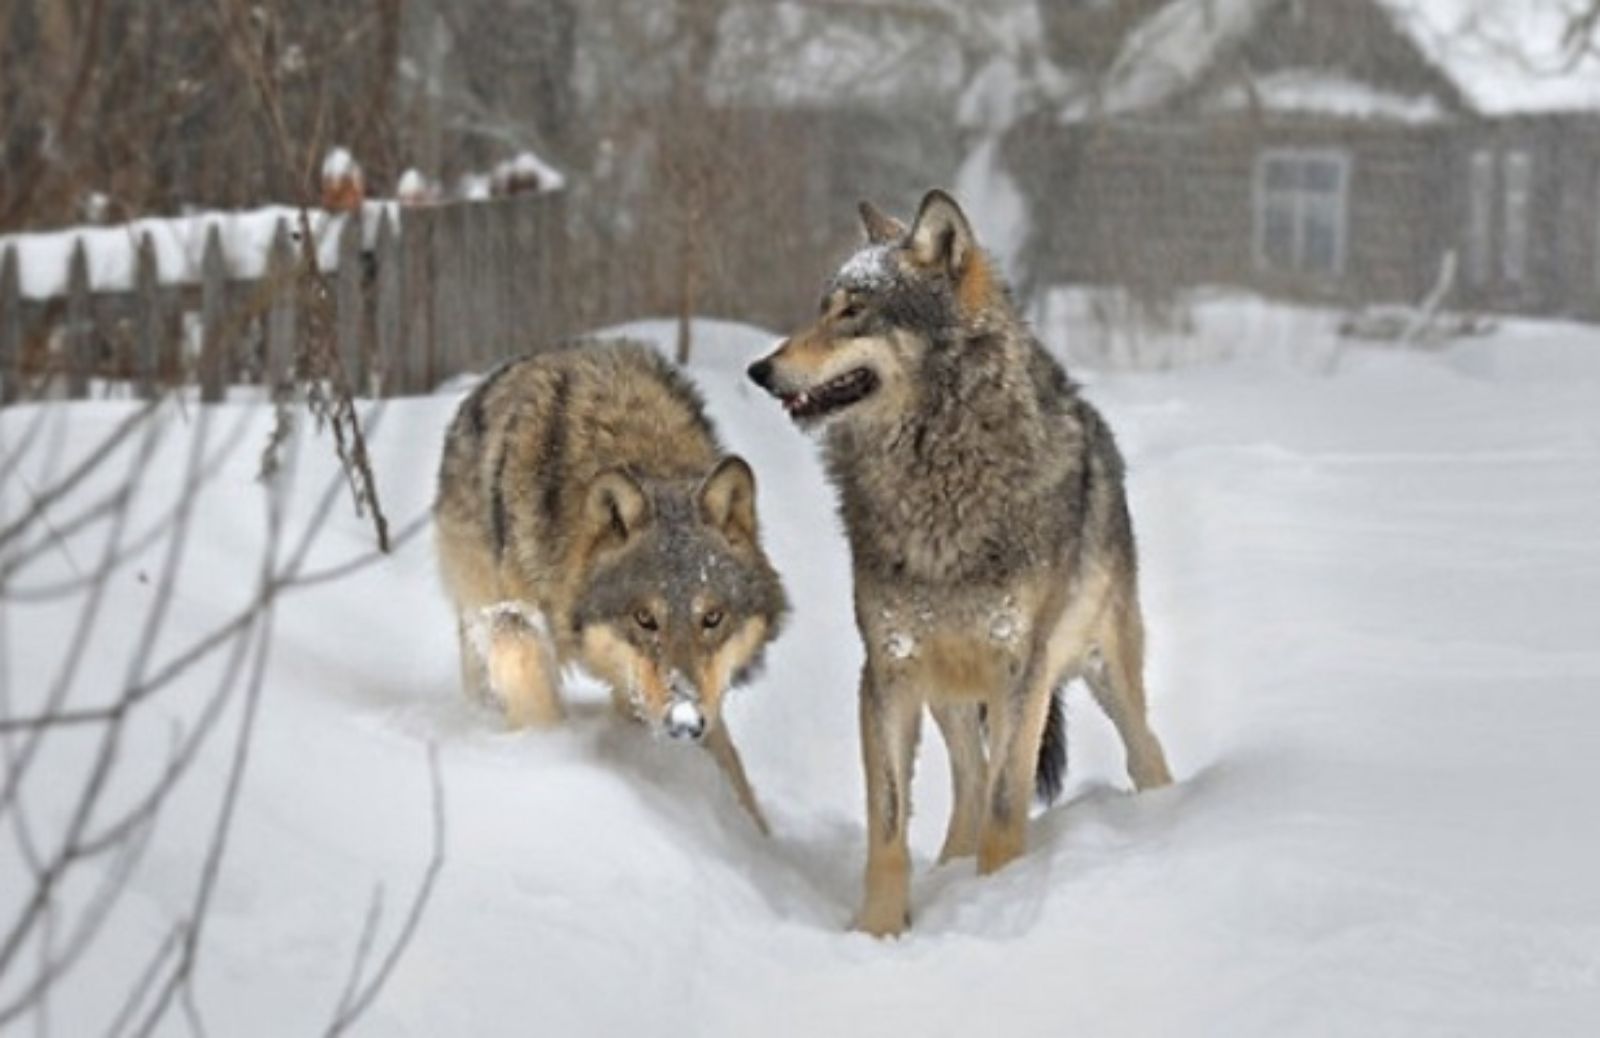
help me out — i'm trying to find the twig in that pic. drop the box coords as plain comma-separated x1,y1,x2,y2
0,402,160,553
325,743,446,1037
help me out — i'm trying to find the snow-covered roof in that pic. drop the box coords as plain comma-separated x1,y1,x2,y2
1200,70,1449,125
1057,0,1600,123
1386,0,1600,116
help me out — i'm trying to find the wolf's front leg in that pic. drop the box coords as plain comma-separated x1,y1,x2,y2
855,665,921,936
702,725,769,835
472,603,563,729
931,702,985,863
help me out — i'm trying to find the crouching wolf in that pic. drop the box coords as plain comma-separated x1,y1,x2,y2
435,340,788,832
747,191,1173,933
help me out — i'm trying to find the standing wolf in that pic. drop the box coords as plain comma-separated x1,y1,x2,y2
747,191,1173,933
436,340,788,832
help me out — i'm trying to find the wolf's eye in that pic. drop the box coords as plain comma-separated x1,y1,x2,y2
633,609,659,632
702,609,724,631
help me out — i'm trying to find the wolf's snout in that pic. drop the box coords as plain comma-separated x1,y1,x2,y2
664,700,707,742
747,357,776,391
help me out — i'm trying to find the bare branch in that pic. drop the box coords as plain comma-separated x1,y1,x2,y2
325,743,446,1037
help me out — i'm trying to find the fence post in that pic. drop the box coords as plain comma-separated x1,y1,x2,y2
0,247,18,405
465,201,494,365
486,199,514,354
336,212,366,393
134,233,165,398
373,210,401,397
64,240,92,400
400,206,434,395
199,225,229,402
431,203,466,385
538,195,565,340
265,218,297,389
511,197,541,341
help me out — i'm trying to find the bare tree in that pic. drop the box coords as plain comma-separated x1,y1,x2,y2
0,395,441,1033
1563,0,1600,64
0,0,407,231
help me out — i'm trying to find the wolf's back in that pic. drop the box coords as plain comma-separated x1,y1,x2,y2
435,340,723,569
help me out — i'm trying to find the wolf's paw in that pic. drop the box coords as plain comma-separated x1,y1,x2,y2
851,902,911,938
937,840,977,865
1131,754,1174,792
977,832,1025,876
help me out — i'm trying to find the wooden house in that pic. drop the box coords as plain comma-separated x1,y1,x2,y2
1009,0,1600,318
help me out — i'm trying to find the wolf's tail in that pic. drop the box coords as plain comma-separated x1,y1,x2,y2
1035,690,1066,804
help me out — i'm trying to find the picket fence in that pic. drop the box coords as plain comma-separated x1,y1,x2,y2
0,193,570,405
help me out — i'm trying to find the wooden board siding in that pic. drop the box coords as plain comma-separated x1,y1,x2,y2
676,108,962,332
1031,118,1449,305
1449,117,1600,319
1551,123,1600,319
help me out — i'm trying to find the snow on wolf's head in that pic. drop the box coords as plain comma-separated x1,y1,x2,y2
569,459,787,742
746,190,1013,430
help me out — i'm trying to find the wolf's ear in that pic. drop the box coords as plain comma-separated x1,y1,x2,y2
859,201,907,245
907,189,976,276
698,456,758,547
585,469,651,547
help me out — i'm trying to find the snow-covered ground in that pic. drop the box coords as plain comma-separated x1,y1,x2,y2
3,307,1599,1035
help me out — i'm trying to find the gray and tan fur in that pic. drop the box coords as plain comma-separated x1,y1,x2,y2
436,340,788,832
748,191,1173,934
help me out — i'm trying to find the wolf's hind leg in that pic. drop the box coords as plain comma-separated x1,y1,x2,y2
978,665,1056,876
476,604,564,729
1086,597,1172,791
703,725,769,835
931,702,985,863
855,666,921,937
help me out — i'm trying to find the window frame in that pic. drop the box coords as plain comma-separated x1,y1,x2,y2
1467,148,1496,287
1500,148,1533,287
1252,148,1352,279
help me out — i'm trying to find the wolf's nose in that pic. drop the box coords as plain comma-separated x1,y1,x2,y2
747,359,775,390
665,701,706,742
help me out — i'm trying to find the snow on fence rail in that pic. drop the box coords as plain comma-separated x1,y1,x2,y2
0,193,569,405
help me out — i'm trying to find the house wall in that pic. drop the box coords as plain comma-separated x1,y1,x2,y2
1449,117,1600,319
710,108,962,329
597,106,962,333
1026,117,1450,306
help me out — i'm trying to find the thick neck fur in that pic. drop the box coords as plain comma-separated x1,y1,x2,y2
824,323,1084,590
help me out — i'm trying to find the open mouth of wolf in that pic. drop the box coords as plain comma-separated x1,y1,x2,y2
781,367,879,421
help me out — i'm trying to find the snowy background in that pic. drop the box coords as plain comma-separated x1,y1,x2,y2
5,0,1600,1034
4,308,1599,1034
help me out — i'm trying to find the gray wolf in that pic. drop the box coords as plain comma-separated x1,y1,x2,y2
435,340,788,832
747,191,1173,933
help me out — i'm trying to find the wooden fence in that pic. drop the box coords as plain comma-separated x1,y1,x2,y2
0,194,571,406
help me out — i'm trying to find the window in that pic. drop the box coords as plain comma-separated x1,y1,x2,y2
1254,150,1349,277
1467,149,1495,286
1501,150,1532,285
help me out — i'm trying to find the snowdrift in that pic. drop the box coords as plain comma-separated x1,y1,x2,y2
3,315,1598,1035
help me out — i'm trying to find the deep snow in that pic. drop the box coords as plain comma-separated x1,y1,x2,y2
3,308,1599,1035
